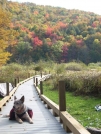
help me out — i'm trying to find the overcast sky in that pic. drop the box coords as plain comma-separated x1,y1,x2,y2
8,0,101,15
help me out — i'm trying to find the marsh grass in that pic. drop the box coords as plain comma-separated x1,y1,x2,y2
64,71,101,95
0,63,35,84
43,81,101,128
66,61,87,71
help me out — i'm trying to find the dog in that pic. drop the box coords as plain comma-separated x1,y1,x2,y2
11,95,33,124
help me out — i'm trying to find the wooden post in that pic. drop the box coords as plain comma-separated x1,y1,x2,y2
58,80,66,111
36,78,38,86
40,81,43,94
41,72,42,78
17,77,19,83
33,77,35,84
6,82,9,96
14,78,17,87
58,80,71,133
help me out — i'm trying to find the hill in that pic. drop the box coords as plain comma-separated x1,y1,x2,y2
6,1,101,64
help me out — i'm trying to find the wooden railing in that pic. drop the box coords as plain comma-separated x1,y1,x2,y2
34,74,91,134
0,76,33,111
0,73,49,111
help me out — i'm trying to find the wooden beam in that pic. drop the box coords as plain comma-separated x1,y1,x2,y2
36,78,38,86
6,82,9,96
40,81,43,94
58,80,66,111
60,111,90,134
14,78,17,87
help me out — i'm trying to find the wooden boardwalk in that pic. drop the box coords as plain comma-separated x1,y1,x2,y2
0,76,68,134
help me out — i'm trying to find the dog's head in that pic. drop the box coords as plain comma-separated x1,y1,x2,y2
13,96,24,111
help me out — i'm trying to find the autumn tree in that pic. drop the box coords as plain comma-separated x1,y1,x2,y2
0,7,16,66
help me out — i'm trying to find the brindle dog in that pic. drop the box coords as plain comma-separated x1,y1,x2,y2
13,96,33,124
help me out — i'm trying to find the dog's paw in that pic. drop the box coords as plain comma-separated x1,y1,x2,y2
18,119,23,124
29,121,33,124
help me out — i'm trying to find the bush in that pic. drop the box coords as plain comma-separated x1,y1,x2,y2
66,62,86,71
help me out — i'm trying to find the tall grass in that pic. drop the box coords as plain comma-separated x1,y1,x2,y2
50,61,101,96
0,61,56,84
0,63,35,84
1,61,101,95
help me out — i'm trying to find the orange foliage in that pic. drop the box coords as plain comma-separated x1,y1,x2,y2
28,32,35,38
57,21,67,29
33,10,39,15
45,13,49,18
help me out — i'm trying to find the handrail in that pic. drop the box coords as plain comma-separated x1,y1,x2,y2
34,75,91,134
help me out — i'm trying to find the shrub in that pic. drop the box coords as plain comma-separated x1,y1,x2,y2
66,62,86,71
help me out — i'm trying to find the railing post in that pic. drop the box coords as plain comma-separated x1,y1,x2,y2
36,78,38,86
33,77,35,84
40,81,43,94
58,80,71,133
58,80,66,111
17,77,19,83
41,72,42,78
14,78,17,87
6,82,9,96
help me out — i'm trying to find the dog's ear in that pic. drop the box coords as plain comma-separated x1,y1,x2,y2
20,96,24,103
14,96,17,100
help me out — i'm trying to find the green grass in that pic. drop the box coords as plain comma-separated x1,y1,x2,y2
43,82,101,128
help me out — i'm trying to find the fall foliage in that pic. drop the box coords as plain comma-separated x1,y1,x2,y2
0,4,18,66
0,7,12,66
3,1,101,64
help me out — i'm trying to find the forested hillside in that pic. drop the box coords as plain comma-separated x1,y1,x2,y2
6,1,101,64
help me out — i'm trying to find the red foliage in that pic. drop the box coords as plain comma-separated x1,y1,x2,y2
46,27,53,36
58,22,67,29
33,37,43,46
92,22,97,28
21,27,30,33
45,13,49,18
76,39,83,46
